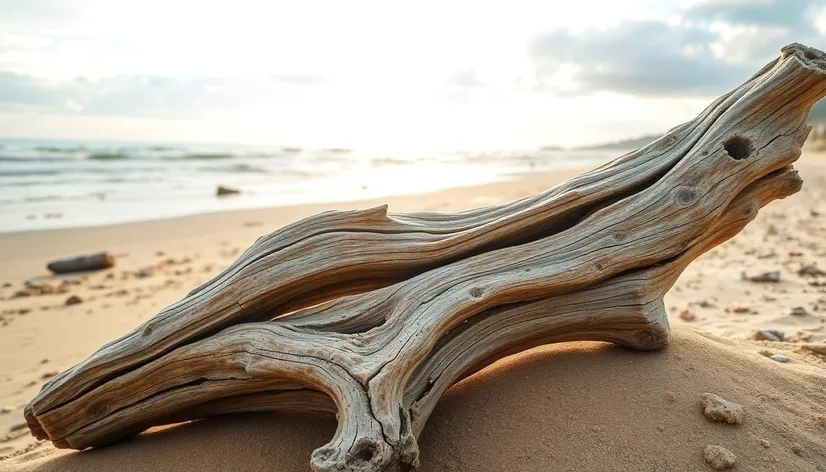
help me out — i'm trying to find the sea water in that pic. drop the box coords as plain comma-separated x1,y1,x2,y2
0,138,619,233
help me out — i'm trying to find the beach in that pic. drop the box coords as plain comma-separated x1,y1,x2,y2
1,150,825,471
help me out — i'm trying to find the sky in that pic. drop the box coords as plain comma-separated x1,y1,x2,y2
0,0,825,150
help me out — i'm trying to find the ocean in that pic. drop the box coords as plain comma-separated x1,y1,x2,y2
0,139,619,233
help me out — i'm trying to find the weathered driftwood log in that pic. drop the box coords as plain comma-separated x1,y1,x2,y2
46,252,115,274
25,44,826,471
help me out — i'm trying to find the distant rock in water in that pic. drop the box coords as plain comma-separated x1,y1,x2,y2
216,185,241,197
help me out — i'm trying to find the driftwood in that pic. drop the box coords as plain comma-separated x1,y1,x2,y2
47,252,115,274
24,44,826,471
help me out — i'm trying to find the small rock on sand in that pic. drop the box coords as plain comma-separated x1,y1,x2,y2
758,348,773,357
785,306,809,316
797,264,826,277
679,310,696,321
770,353,789,363
701,393,744,424
759,439,770,448
0,406,13,414
41,370,58,379
8,423,27,433
741,270,780,282
752,330,785,342
703,445,736,470
65,295,83,305
689,298,714,308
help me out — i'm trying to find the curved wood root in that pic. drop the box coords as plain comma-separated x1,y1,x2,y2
24,44,826,471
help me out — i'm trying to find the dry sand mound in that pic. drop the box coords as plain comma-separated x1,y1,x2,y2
3,327,825,472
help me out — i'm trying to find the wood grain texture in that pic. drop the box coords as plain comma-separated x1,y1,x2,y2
24,44,826,471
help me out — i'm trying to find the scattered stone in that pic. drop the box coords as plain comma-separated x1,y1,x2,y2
785,306,809,316
701,393,744,425
8,423,27,433
156,250,165,257
770,353,789,363
134,268,154,278
216,185,241,196
809,280,826,287
689,298,713,308
752,330,785,342
17,308,30,315
791,443,804,456
40,358,48,364
758,349,773,357
798,264,826,277
741,270,780,282
47,251,116,274
759,439,770,448
812,208,821,217
766,224,779,236
666,391,677,403
65,295,83,306
11,290,30,298
41,370,58,379
679,310,696,321
788,250,803,257
703,445,736,470
757,250,777,259
0,406,12,414
2,282,11,288
761,294,777,302
726,306,751,314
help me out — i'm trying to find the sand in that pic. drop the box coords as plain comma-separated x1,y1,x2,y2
1,152,825,471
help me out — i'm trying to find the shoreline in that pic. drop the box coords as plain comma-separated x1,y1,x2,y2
0,166,592,263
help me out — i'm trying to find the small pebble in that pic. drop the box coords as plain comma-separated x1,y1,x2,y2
785,306,809,316
679,310,696,321
8,423,27,433
753,330,785,342
791,443,804,456
41,370,58,379
0,406,13,414
704,445,736,470
759,439,770,448
741,270,780,283
770,353,789,363
701,393,744,424
758,349,773,357
65,295,83,305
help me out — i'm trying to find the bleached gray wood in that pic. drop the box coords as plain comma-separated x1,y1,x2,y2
24,44,826,472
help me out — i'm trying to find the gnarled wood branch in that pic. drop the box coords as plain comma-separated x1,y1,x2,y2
25,44,826,471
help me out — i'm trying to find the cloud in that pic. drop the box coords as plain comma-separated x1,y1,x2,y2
529,20,754,97
528,0,826,98
686,0,822,30
0,71,324,117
